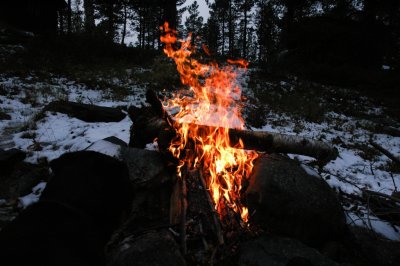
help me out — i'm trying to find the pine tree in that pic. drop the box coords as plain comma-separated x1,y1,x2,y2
256,0,279,64
236,0,255,58
94,0,123,40
184,1,204,41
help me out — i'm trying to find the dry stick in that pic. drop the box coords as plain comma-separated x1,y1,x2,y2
370,140,400,165
199,221,209,251
210,246,218,266
198,169,225,246
180,172,188,255
366,194,375,232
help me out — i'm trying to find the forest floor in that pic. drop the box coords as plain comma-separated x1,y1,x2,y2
0,34,399,241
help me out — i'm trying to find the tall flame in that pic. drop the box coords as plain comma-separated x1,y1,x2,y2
161,22,258,223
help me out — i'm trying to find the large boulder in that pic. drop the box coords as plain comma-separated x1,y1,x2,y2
107,229,186,266
340,226,400,266
245,154,347,248
239,234,340,266
0,151,134,266
45,101,126,122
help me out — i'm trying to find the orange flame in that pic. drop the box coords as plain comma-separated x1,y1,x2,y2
161,22,258,223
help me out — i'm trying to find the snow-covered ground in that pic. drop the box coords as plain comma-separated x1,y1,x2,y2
0,70,399,240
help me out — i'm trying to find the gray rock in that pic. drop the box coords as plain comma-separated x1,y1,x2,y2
341,226,400,266
120,147,170,187
239,235,340,266
245,154,347,247
107,229,186,266
0,161,49,200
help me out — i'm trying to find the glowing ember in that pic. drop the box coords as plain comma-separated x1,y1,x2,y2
160,22,258,223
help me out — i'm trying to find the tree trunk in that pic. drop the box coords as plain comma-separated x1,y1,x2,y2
121,3,128,45
67,0,72,34
243,8,247,58
228,0,234,56
107,2,115,40
221,14,225,56
84,0,95,34
59,10,64,35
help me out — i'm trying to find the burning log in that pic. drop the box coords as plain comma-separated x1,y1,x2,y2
129,90,339,163
185,124,338,163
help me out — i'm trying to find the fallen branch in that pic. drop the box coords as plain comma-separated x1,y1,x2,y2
382,126,400,137
362,189,400,204
370,140,400,165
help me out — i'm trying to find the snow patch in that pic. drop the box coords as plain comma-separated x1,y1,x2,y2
19,182,47,209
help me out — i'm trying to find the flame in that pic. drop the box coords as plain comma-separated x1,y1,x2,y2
161,22,258,223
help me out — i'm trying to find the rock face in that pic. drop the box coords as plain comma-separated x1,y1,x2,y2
239,234,339,266
245,154,347,248
45,101,126,122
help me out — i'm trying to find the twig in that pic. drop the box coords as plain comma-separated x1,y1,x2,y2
323,171,363,191
390,173,398,192
369,162,375,176
370,140,400,165
199,169,224,246
169,227,180,237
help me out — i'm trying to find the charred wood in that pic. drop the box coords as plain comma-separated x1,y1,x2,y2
199,170,225,246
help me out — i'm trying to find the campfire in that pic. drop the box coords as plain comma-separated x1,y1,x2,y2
160,22,259,224
123,22,339,264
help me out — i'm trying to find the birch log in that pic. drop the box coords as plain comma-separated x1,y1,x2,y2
128,90,339,162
